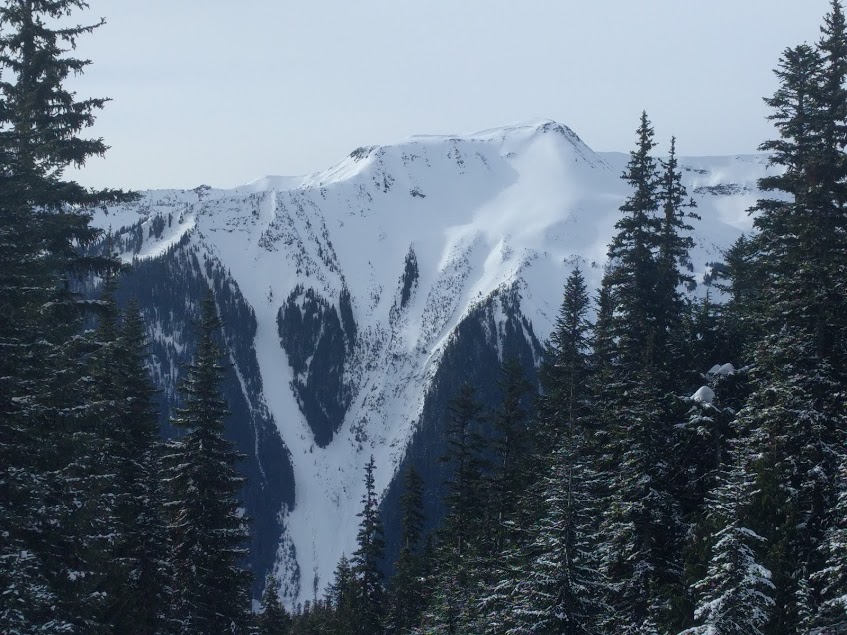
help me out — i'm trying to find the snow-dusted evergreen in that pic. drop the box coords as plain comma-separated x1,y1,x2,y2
502,268,603,635
681,453,775,635
0,0,134,631
162,294,251,633
591,114,692,634
813,461,847,632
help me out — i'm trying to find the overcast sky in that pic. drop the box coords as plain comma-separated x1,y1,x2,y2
67,0,833,190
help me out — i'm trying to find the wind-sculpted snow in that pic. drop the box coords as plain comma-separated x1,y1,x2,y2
89,118,775,606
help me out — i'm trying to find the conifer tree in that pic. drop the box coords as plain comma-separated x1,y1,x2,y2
810,1,847,372
605,111,662,367
106,301,170,634
657,138,698,291
738,332,844,632
0,1,134,630
351,455,386,635
731,15,847,630
506,269,603,635
656,138,698,378
326,554,356,635
812,460,847,632
490,358,533,551
538,267,593,449
163,292,251,634
257,574,291,635
400,466,425,554
386,466,427,635
683,422,775,635
593,115,688,633
420,384,489,634
467,361,534,634
440,384,488,560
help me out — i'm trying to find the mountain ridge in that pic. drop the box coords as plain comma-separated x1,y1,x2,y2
89,118,772,606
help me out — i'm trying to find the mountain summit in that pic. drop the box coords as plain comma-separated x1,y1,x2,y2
92,119,768,605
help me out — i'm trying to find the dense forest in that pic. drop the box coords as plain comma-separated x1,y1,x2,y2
1,0,847,634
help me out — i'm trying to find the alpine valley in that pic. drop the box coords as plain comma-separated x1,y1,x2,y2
87,118,773,606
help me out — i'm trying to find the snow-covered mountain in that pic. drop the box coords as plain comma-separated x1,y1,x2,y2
89,118,772,605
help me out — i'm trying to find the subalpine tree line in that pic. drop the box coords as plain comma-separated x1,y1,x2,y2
0,1,253,633
284,2,847,634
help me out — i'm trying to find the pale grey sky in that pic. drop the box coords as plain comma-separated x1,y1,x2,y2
67,0,833,190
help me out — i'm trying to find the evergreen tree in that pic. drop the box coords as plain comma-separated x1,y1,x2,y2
810,0,847,375
731,14,847,630
657,138,698,293
400,466,425,554
440,383,489,560
501,265,602,635
326,554,356,635
683,422,775,635
604,111,662,368
386,466,427,635
740,332,844,633
163,292,251,634
422,384,489,634
656,137,698,378
0,1,135,630
106,301,170,634
257,574,291,635
351,456,386,635
470,360,535,634
812,459,847,632
538,267,593,448
490,358,533,551
753,43,828,347
593,114,689,633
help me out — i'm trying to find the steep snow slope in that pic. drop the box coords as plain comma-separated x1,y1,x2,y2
90,119,774,605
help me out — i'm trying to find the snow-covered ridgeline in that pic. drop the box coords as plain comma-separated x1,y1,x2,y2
90,119,773,605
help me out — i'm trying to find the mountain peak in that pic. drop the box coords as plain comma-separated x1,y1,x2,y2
235,119,600,194
89,125,769,607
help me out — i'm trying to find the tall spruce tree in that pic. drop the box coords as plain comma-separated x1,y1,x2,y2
0,2,134,631
163,292,251,634
656,137,698,380
506,266,604,635
538,267,593,448
106,301,169,634
604,111,662,367
593,114,688,634
422,384,488,634
440,383,488,561
490,358,533,551
351,456,386,635
731,14,847,630
471,360,535,635
386,466,427,635
682,428,775,635
810,0,847,375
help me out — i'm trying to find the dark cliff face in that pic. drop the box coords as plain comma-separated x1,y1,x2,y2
277,285,357,448
109,236,295,599
379,287,542,574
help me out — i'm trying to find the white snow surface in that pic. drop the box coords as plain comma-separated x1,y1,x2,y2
692,386,716,405
89,119,777,606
